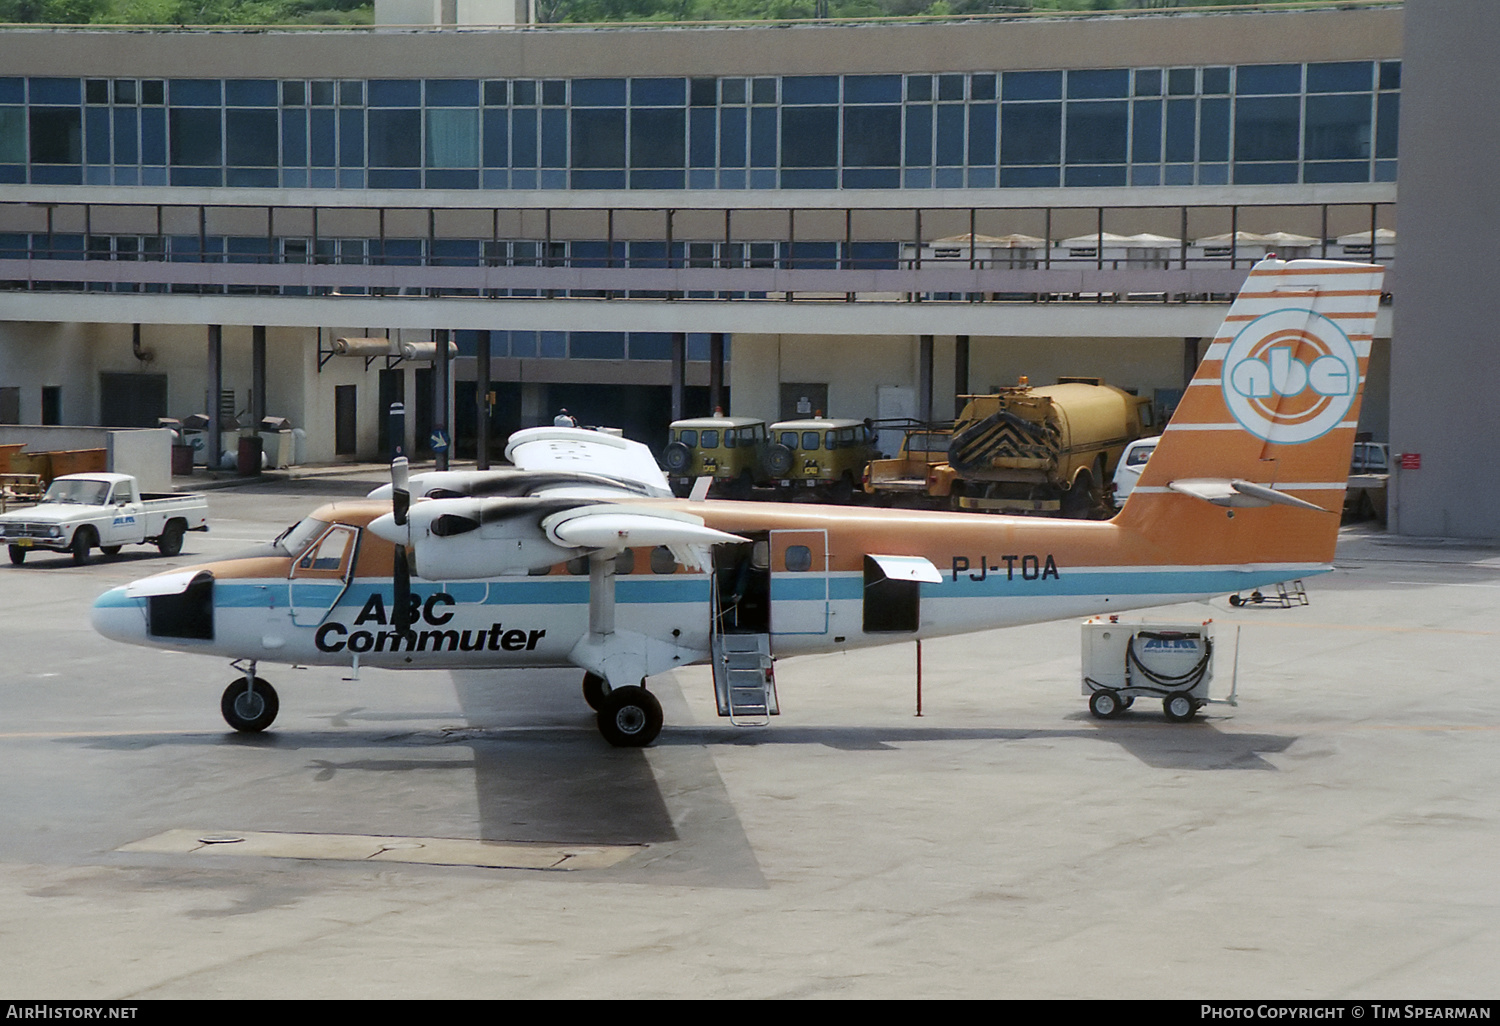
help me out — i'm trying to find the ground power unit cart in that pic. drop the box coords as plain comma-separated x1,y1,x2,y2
1081,618,1217,722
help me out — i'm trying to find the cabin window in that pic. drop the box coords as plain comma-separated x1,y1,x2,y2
700,429,719,449
784,544,812,572
566,555,589,575
614,549,636,574
677,428,698,446
650,545,677,574
801,431,820,450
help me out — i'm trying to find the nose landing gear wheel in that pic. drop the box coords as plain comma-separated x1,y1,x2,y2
1089,690,1125,719
1162,693,1198,723
596,685,663,748
222,678,279,732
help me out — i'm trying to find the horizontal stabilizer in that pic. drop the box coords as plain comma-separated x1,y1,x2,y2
1168,477,1332,513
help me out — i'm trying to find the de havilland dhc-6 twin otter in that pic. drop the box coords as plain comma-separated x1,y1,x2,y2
93,257,1384,747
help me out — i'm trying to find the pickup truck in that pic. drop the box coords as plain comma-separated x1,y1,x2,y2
0,473,208,566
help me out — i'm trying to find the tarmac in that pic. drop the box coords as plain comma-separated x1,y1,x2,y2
0,471,1496,999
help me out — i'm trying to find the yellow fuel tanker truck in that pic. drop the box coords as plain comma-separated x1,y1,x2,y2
930,377,1156,517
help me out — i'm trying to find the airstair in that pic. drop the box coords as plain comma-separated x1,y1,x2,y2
710,574,778,726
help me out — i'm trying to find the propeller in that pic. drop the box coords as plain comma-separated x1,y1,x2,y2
389,457,415,639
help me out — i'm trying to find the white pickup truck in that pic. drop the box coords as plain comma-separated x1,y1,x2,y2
0,473,208,566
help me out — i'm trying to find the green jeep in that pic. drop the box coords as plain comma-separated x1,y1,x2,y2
663,415,769,498
764,417,879,503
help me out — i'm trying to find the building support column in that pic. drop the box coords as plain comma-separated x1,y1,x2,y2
476,328,491,470
206,324,222,469
251,325,266,427
710,332,725,412
954,334,970,416
671,331,686,422
918,333,934,423
434,328,450,471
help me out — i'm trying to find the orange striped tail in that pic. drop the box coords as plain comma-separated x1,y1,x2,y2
1116,257,1385,568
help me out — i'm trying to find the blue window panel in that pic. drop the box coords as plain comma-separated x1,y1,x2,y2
310,167,336,188
85,107,109,164
512,169,536,188
427,169,478,189
427,108,479,167
508,331,537,358
720,78,746,104
483,80,507,106
30,108,81,164
751,78,776,104
31,78,81,105
1199,97,1230,162
483,109,508,168
281,108,306,166
785,241,836,269
573,108,625,168
689,168,715,189
971,74,996,101
1068,69,1128,99
541,109,566,167
906,75,932,102
687,332,715,361
1132,99,1161,163
904,105,931,167
512,109,537,166
781,168,836,189
782,76,838,105
452,329,479,355
86,79,108,105
569,240,614,266
309,108,335,166
339,109,363,168
226,108,278,166
168,108,220,166
1375,93,1399,159
903,168,930,189
1130,165,1160,186
719,106,746,166
426,80,479,107
750,168,777,189
631,108,685,168
845,75,901,104
541,80,566,106
966,166,995,188
377,239,422,265
845,242,899,269
169,80,220,106
369,109,420,167
1308,62,1372,94
571,332,625,360
781,108,836,167
85,165,110,185
481,169,506,188
719,168,745,189
539,332,567,358
141,107,166,165
31,165,81,184
0,79,22,104
0,232,26,256
367,168,416,189
227,237,273,262
1163,163,1194,185
630,78,685,107
1199,163,1228,185
1234,95,1299,162
937,74,965,102
1201,67,1231,95
842,168,899,189
512,80,536,106
628,240,669,267
968,104,996,165
1379,62,1401,91
1064,165,1126,187
999,165,1058,188
45,234,84,258
224,80,277,107
282,168,305,188
935,105,965,165
570,168,625,189
1233,162,1297,185
934,166,965,188
114,166,138,186
689,78,715,107
339,81,364,106
1000,103,1060,165
368,80,421,107
1235,64,1301,96
281,81,304,106
573,78,626,107
1375,159,1396,182
226,167,277,187
1002,71,1061,102
628,332,672,360
690,107,715,167
1167,68,1196,96
1304,93,1372,161
750,107,777,167
170,166,221,186
1165,98,1195,162
843,106,899,167
1066,100,1126,164
0,109,22,164
1304,161,1368,184
630,169,683,189
1134,69,1162,98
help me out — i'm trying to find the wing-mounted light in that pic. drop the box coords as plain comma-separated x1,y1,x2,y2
1167,478,1331,513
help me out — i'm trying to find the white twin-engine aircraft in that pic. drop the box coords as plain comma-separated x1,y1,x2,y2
93,257,1384,746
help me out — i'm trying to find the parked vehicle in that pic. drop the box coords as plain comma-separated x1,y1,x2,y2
0,473,209,566
663,415,769,498
863,423,955,508
1346,440,1389,523
1111,436,1160,509
764,417,879,502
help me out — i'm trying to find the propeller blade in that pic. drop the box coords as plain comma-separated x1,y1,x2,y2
392,542,414,636
391,456,411,527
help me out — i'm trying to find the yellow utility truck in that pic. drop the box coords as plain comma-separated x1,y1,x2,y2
932,377,1155,517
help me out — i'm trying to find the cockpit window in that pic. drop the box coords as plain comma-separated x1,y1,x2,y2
272,517,332,559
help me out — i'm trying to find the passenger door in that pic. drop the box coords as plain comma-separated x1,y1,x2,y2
769,529,828,636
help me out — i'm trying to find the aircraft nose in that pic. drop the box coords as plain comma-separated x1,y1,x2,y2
91,585,145,643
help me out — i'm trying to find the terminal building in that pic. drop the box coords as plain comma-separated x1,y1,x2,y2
0,0,1487,537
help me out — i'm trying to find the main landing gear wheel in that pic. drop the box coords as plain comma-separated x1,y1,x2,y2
1089,690,1126,719
581,671,612,711
221,677,279,733
1162,693,1198,723
596,685,663,748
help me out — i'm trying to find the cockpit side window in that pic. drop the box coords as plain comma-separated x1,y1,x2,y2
274,517,332,559
291,524,357,577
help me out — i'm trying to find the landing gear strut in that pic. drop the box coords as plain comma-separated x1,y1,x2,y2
222,662,278,732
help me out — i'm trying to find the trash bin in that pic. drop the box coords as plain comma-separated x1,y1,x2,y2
236,435,264,476
171,444,195,477
258,416,293,470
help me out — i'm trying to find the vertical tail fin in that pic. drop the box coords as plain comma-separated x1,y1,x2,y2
1117,257,1384,566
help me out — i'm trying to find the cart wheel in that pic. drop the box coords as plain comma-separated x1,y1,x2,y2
1089,690,1125,719
1229,594,1244,607
1163,693,1198,723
